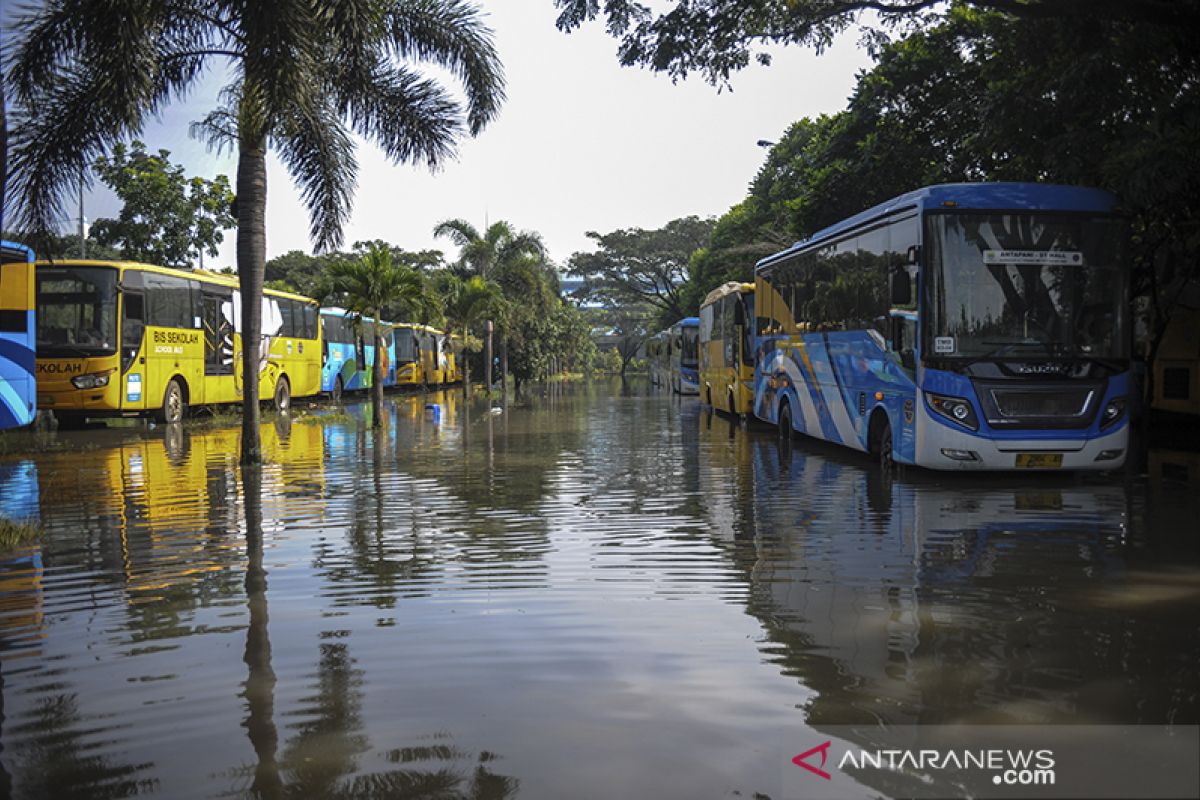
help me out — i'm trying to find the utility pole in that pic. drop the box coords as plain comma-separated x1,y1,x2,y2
78,167,86,257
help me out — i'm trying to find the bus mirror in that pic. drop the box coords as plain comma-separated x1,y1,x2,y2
906,245,920,265
890,266,912,307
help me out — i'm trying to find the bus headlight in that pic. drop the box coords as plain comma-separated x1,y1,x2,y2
927,392,979,431
1100,396,1126,429
71,371,114,390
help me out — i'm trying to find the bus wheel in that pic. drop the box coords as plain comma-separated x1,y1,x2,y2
332,376,343,403
159,379,185,424
778,400,793,441
877,419,895,473
728,390,737,421
274,377,291,413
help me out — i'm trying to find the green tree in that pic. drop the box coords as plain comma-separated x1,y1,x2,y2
89,140,234,267
553,0,1198,85
437,273,504,394
6,0,505,462
568,216,714,330
433,219,545,390
327,244,437,428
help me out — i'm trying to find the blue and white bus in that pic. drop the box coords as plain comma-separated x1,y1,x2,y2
669,317,700,395
754,183,1130,471
0,241,37,430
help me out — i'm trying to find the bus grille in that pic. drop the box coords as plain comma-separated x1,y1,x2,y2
990,388,1093,418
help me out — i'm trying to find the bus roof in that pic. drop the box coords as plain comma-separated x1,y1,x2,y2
1,241,34,264
701,281,753,308
34,259,317,304
755,182,1120,273
392,322,445,335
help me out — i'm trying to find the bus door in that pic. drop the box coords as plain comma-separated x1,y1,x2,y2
119,273,147,411
202,288,236,403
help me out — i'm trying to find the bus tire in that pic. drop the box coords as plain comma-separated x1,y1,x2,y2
876,418,895,473
274,376,291,413
778,399,793,441
332,375,343,403
728,389,737,420
159,379,185,424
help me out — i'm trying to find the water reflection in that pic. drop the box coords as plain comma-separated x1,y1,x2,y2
0,384,1195,799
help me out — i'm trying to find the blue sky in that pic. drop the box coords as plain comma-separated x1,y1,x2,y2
51,4,872,268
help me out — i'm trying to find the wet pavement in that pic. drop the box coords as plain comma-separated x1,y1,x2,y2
1,380,1198,799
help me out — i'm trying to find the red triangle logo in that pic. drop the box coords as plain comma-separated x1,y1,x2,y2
792,740,833,780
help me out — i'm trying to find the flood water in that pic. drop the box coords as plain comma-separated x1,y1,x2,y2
1,380,1198,799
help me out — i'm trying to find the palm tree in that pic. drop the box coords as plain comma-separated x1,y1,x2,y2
438,274,503,395
433,220,544,390
328,244,435,428
5,0,505,462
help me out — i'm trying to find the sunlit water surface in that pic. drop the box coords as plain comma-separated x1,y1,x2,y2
1,381,1198,799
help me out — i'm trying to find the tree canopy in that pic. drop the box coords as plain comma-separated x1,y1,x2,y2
89,141,234,267
568,216,714,329
553,0,1200,84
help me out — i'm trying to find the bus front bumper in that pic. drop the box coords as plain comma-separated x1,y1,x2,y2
916,422,1129,471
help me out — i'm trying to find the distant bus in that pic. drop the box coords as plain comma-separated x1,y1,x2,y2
699,281,755,417
646,331,670,387
35,260,320,426
1,242,37,430
754,182,1130,471
669,317,700,395
393,323,442,386
320,308,395,398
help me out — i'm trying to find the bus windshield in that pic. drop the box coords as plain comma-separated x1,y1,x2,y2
680,326,699,367
926,213,1127,360
36,266,119,356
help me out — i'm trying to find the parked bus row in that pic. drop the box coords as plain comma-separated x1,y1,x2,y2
659,182,1134,472
0,257,462,429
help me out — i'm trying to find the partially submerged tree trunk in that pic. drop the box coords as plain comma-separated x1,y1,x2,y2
484,319,493,393
238,137,267,464
371,312,384,429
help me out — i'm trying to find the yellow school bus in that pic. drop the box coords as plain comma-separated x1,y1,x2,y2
444,332,464,384
393,322,448,387
699,281,756,417
34,261,321,426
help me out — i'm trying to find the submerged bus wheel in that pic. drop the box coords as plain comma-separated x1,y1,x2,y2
159,379,185,424
274,377,291,412
778,401,793,441
875,418,895,473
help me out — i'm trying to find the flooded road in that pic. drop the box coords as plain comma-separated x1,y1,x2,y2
1,381,1198,799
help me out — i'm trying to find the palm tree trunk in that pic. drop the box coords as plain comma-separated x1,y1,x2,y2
462,340,471,396
484,319,493,392
371,312,384,429
501,337,508,394
237,137,268,464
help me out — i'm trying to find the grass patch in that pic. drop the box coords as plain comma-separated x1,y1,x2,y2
295,411,356,426
0,518,42,551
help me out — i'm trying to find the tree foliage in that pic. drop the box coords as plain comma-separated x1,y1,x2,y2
568,216,714,330
88,141,234,267
553,0,1200,85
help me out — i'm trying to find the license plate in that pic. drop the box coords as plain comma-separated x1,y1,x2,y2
1015,453,1063,468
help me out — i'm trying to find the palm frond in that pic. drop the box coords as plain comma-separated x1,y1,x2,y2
384,0,506,134
274,99,358,253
